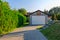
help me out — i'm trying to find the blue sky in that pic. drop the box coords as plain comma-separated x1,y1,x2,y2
5,0,60,12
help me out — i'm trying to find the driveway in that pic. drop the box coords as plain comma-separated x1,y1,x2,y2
0,26,47,40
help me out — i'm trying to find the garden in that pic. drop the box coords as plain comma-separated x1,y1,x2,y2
40,21,60,40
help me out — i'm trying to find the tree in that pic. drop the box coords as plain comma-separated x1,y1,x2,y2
49,7,60,20
18,8,27,15
44,9,49,15
49,7,60,14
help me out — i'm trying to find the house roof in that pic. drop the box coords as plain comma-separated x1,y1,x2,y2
25,10,51,17
27,10,44,15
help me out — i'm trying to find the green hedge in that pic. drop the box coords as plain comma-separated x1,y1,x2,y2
0,1,26,35
0,2,18,35
17,14,26,27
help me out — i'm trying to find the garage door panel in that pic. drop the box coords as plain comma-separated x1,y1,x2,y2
31,16,46,25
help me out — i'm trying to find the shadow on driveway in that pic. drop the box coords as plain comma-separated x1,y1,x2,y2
0,30,47,40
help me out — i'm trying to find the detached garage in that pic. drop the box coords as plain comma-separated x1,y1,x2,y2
29,10,48,25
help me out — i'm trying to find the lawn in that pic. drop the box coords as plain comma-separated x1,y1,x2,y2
40,22,60,40
17,22,29,28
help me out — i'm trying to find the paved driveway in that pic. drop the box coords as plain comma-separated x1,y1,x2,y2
0,26,47,40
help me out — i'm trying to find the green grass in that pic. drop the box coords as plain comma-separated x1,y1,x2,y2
23,22,29,26
17,22,29,28
40,22,60,40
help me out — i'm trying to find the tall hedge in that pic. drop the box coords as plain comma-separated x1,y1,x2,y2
17,13,26,27
0,1,27,35
0,1,18,35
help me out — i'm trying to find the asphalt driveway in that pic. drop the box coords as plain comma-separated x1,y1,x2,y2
0,26,47,40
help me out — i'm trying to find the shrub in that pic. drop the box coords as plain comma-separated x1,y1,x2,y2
17,14,26,27
0,1,27,35
26,17,29,22
57,14,60,20
0,1,18,35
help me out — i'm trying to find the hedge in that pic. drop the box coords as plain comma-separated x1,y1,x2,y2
17,14,26,27
0,1,26,35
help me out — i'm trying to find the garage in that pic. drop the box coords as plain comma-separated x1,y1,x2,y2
30,15,48,25
29,10,48,25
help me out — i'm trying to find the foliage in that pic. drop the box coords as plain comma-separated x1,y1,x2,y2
17,13,26,27
26,17,29,22
57,13,60,20
0,1,27,35
49,7,60,20
0,1,18,35
18,8,27,15
44,9,49,15
41,22,60,40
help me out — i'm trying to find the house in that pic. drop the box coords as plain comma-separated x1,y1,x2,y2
26,10,51,25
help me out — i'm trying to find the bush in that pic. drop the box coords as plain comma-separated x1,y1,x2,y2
51,14,60,20
27,17,29,22
0,1,18,35
0,1,27,35
57,14,60,20
17,14,26,27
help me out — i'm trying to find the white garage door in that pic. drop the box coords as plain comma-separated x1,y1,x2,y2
31,16,46,25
